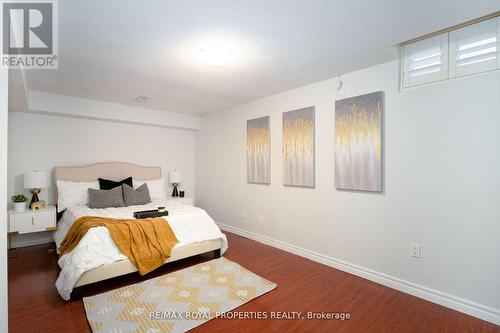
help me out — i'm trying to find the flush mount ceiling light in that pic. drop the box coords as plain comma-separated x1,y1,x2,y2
178,33,252,70
199,42,234,67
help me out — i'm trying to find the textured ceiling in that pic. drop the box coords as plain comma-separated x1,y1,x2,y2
26,0,500,115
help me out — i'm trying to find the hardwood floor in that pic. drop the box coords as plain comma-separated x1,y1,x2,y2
8,232,500,333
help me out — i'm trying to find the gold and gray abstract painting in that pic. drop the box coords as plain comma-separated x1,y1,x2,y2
247,116,271,184
282,106,315,187
335,91,383,192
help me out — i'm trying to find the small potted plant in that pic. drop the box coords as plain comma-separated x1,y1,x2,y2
12,194,28,212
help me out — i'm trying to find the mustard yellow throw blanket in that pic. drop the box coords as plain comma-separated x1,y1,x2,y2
58,216,179,275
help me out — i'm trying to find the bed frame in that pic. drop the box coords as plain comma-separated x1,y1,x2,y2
53,162,222,290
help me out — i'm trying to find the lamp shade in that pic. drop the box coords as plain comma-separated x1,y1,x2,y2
24,171,48,189
168,170,182,184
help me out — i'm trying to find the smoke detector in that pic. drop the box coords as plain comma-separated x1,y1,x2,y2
134,96,148,103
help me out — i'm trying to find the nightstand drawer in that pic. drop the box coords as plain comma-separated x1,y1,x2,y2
9,210,56,234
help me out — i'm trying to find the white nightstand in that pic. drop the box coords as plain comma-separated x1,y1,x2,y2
168,197,194,206
8,205,57,256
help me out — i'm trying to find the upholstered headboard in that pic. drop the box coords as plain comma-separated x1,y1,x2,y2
53,162,161,203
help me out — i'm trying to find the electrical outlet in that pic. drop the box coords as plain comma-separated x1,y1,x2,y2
257,214,264,225
410,243,421,258
242,210,247,220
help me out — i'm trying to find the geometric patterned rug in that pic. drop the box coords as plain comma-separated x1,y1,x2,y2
83,257,277,333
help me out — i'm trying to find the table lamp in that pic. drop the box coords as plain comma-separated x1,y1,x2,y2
24,171,48,208
168,170,182,197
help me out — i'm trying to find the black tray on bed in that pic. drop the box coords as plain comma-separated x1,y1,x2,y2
133,209,168,219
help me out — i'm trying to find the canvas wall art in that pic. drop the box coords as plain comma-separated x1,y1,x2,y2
247,116,271,184
282,106,315,187
335,91,383,192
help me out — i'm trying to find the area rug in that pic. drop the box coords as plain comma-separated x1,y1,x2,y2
83,257,277,332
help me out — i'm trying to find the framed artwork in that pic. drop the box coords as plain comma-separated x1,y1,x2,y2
247,116,271,184
282,106,315,187
335,91,383,192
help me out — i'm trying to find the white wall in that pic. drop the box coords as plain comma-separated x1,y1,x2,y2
8,112,196,247
196,61,500,323
1,68,9,333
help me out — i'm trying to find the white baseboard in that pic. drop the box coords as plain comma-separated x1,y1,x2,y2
218,223,500,326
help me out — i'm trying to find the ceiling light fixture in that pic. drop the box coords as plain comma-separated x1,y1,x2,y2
199,43,234,67
178,33,253,70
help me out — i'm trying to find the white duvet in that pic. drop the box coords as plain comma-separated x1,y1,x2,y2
53,200,228,300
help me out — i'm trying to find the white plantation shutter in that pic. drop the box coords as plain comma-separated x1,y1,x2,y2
449,17,499,78
401,16,500,89
402,33,448,87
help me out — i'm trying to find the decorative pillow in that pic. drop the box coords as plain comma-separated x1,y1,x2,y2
122,183,151,206
57,180,99,213
88,186,125,209
98,177,133,190
133,178,167,202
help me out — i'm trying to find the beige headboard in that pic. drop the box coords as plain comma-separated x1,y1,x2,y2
53,162,161,202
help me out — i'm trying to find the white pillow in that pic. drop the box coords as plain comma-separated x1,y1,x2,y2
133,178,167,202
57,180,99,212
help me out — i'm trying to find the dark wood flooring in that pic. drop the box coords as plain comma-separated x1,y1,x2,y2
8,232,500,332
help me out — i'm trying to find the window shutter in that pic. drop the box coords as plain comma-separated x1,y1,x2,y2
402,33,448,87
449,17,498,78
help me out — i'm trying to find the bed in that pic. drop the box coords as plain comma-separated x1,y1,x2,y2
52,162,227,300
